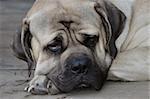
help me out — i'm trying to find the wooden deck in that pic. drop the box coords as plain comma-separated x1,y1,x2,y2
0,0,35,98
0,0,34,70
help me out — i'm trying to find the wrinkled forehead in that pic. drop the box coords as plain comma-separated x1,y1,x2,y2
28,0,101,45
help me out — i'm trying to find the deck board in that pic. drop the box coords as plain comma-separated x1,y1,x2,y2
0,0,34,69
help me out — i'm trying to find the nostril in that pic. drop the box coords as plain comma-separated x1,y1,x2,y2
82,65,87,72
67,54,91,74
71,67,80,72
71,64,87,74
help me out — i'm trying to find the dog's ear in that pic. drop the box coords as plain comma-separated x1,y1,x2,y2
94,1,126,58
12,19,33,76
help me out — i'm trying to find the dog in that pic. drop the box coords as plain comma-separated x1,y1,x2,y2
12,0,150,95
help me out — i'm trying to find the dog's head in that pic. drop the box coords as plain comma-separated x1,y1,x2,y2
12,0,126,92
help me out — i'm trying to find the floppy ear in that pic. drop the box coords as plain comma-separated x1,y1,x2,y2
94,1,126,58
12,20,33,76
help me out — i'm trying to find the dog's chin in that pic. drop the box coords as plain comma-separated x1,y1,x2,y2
47,69,105,94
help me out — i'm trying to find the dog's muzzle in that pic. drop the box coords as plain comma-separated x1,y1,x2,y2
47,53,105,93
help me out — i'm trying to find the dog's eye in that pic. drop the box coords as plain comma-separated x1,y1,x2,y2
46,36,63,54
82,34,99,48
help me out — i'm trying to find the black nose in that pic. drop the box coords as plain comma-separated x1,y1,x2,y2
67,54,91,74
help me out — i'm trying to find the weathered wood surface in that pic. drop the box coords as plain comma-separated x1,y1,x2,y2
0,0,34,69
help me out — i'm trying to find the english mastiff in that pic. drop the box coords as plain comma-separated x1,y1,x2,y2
12,0,150,95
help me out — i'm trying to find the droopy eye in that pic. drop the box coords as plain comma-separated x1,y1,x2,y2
82,34,99,48
46,36,63,54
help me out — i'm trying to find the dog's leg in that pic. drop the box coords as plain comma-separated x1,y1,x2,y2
24,60,60,94
108,47,150,81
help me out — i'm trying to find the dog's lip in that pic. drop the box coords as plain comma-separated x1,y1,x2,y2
50,78,91,92
51,74,82,92
48,74,102,93
46,65,104,92
76,82,91,89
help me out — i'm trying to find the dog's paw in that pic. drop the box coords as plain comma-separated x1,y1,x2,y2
48,82,60,95
24,75,60,95
24,75,49,95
